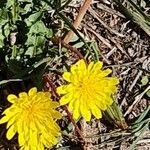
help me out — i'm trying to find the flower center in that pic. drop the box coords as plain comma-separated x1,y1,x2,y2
78,78,95,95
20,101,39,118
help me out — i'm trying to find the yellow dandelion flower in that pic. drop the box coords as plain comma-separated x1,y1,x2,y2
57,59,119,122
0,87,61,150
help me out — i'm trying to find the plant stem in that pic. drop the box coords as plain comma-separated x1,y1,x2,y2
64,0,92,43
52,37,85,60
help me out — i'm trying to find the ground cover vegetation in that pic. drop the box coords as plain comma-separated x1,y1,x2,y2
0,0,149,149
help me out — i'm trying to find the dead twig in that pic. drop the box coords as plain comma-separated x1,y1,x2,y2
124,85,150,117
88,7,125,37
97,3,125,18
120,58,149,108
105,47,117,59
108,37,130,58
86,26,112,49
64,0,92,43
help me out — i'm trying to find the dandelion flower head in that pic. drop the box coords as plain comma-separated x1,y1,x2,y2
0,87,61,150
57,59,119,121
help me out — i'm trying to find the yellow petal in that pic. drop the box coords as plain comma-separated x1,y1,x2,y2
0,116,8,124
18,119,29,141
50,101,60,108
6,125,16,140
104,86,117,94
29,131,38,146
71,73,78,83
109,77,119,85
78,59,86,71
29,145,37,150
68,99,75,112
87,61,94,72
30,121,37,131
44,92,51,97
63,72,71,82
2,106,17,116
6,113,18,129
91,105,102,119
95,100,107,111
94,96,107,111
41,132,55,145
71,63,78,74
37,143,44,150
28,87,37,96
99,69,112,77
57,84,74,95
80,98,91,121
23,123,29,137
93,61,103,71
103,96,113,106
59,94,73,105
73,100,80,120
17,119,23,134
7,94,17,103
52,111,62,119
18,133,26,146
19,92,28,98
57,86,67,94
22,144,30,150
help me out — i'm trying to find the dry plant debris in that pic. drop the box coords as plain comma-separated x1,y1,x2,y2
0,0,149,149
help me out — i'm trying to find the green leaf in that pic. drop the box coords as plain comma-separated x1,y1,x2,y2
0,8,8,24
73,41,84,49
46,28,53,37
89,42,100,61
33,57,51,68
69,34,79,42
140,0,146,8
113,0,150,36
29,21,53,37
0,30,5,48
129,121,149,150
25,46,35,57
133,106,150,125
29,21,47,34
146,90,150,97
14,0,32,15
11,45,18,58
141,76,149,86
25,12,43,26
26,21,53,47
132,106,150,135
26,34,36,46
6,0,15,8
36,36,46,46
4,23,10,37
